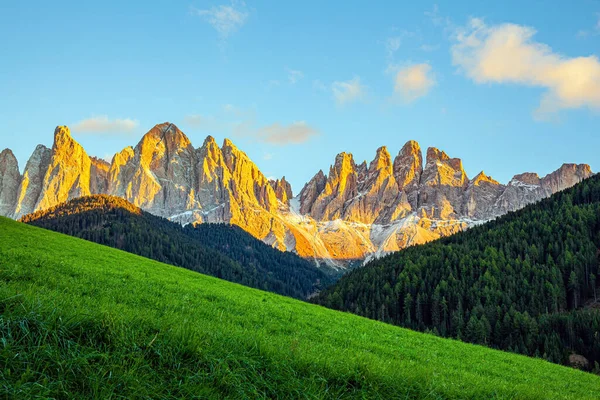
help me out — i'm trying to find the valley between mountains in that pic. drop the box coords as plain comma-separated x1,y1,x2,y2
0,122,592,267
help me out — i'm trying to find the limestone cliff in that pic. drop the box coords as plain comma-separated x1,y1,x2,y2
13,145,52,219
0,149,21,217
36,126,92,212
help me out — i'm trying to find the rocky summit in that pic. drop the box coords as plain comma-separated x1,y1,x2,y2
0,123,593,267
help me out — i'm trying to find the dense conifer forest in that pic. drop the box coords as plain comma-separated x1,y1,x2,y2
315,174,600,370
22,195,330,299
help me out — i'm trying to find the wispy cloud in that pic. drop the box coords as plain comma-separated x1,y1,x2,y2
255,122,318,145
186,105,318,145
452,18,600,118
184,114,217,129
385,36,402,57
332,77,365,106
191,1,248,39
420,43,440,52
234,120,319,145
287,68,304,84
578,13,600,38
390,63,436,102
71,116,139,135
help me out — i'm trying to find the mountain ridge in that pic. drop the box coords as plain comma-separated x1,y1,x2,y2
0,122,593,266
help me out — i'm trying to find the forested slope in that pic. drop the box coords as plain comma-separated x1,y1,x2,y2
316,174,600,369
22,195,330,299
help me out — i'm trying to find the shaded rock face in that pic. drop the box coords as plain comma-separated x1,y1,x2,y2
0,149,21,217
14,145,52,219
91,157,110,195
298,170,326,215
0,123,593,268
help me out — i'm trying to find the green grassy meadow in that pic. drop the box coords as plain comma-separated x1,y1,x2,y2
1,217,599,399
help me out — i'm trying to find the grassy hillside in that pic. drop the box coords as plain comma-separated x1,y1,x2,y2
315,174,600,368
21,195,330,299
1,218,600,399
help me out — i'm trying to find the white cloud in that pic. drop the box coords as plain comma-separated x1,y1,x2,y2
71,116,139,134
390,63,435,102
191,1,248,39
287,68,304,84
263,152,273,160
452,18,600,117
332,77,365,106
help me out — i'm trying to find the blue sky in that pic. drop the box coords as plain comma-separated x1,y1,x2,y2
1,0,599,192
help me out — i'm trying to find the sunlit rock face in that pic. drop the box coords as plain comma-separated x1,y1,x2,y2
269,177,293,205
0,122,593,268
36,126,92,212
419,147,469,220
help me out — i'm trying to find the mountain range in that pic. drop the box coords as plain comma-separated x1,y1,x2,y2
0,122,592,266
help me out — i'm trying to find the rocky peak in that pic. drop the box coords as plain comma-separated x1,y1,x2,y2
511,172,541,186
422,147,468,187
327,152,356,194
36,126,92,211
356,161,368,184
108,147,135,197
13,145,52,219
269,176,293,205
418,147,469,219
464,171,505,219
137,123,193,158
393,140,423,190
52,126,72,149
471,171,500,186
344,146,408,224
0,149,21,217
541,163,593,194
299,170,327,215
368,146,393,175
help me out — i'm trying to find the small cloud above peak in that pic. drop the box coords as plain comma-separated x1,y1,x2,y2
390,63,436,103
71,116,139,135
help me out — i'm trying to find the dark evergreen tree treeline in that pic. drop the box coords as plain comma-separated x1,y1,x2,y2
22,195,331,299
315,174,600,370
